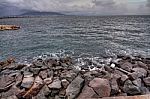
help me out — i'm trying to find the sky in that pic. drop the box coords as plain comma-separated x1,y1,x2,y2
0,0,150,16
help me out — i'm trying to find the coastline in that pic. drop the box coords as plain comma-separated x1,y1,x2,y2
0,54,150,99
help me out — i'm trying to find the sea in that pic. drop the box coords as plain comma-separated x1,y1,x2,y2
0,15,150,64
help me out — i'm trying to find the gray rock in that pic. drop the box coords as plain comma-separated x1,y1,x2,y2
132,78,142,87
60,70,77,82
29,67,41,75
140,87,150,95
120,62,133,72
21,77,34,89
61,79,70,89
48,79,61,89
89,78,111,98
23,71,33,78
123,80,141,95
66,76,84,99
137,61,148,70
110,78,119,95
129,68,147,80
33,59,45,67
143,77,150,86
120,75,129,84
44,77,53,85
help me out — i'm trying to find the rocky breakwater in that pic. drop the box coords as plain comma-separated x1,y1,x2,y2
0,25,20,31
0,55,150,99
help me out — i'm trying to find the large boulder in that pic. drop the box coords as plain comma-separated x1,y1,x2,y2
66,76,84,99
123,80,141,95
77,85,96,99
89,78,111,98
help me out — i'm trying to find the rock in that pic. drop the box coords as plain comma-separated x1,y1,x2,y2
21,77,34,89
60,70,77,82
143,77,150,86
123,80,141,95
44,77,53,85
15,73,23,86
120,62,133,72
51,89,59,97
137,61,148,70
89,78,111,98
6,95,18,99
59,89,66,97
39,70,48,79
120,75,129,84
0,75,15,92
110,78,119,95
33,85,51,99
29,67,41,75
129,68,147,80
44,58,58,67
132,78,142,87
23,71,33,78
61,79,69,89
48,79,61,89
33,59,45,67
77,85,96,99
140,87,150,95
66,76,84,99
1,85,23,98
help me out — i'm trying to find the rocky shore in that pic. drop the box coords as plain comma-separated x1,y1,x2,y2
0,25,20,31
0,55,150,99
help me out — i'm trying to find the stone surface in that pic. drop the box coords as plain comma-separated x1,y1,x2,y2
129,68,147,80
48,79,61,89
44,77,53,85
66,76,84,99
89,78,111,98
60,70,77,82
143,77,150,86
61,79,70,89
120,75,129,84
123,80,141,95
132,78,142,87
77,85,96,99
120,62,133,72
21,77,34,89
110,78,119,95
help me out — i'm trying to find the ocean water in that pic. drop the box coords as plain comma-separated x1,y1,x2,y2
0,15,150,63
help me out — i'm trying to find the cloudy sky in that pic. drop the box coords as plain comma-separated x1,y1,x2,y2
0,0,150,16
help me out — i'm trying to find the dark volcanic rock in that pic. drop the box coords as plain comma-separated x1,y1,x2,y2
66,76,84,99
123,80,141,95
89,78,111,98
77,85,96,99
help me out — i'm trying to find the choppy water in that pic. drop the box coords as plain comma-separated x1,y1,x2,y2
0,15,150,63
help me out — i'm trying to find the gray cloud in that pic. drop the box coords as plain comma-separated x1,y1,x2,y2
0,0,149,16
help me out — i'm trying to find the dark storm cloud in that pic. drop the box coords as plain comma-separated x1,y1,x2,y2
147,0,150,7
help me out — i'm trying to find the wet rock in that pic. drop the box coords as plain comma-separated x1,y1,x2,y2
66,76,84,99
129,68,147,80
48,79,61,89
110,78,119,95
61,79,69,89
89,78,111,98
143,77,150,86
120,62,133,72
132,78,142,87
123,80,141,95
77,85,96,99
21,77,34,89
